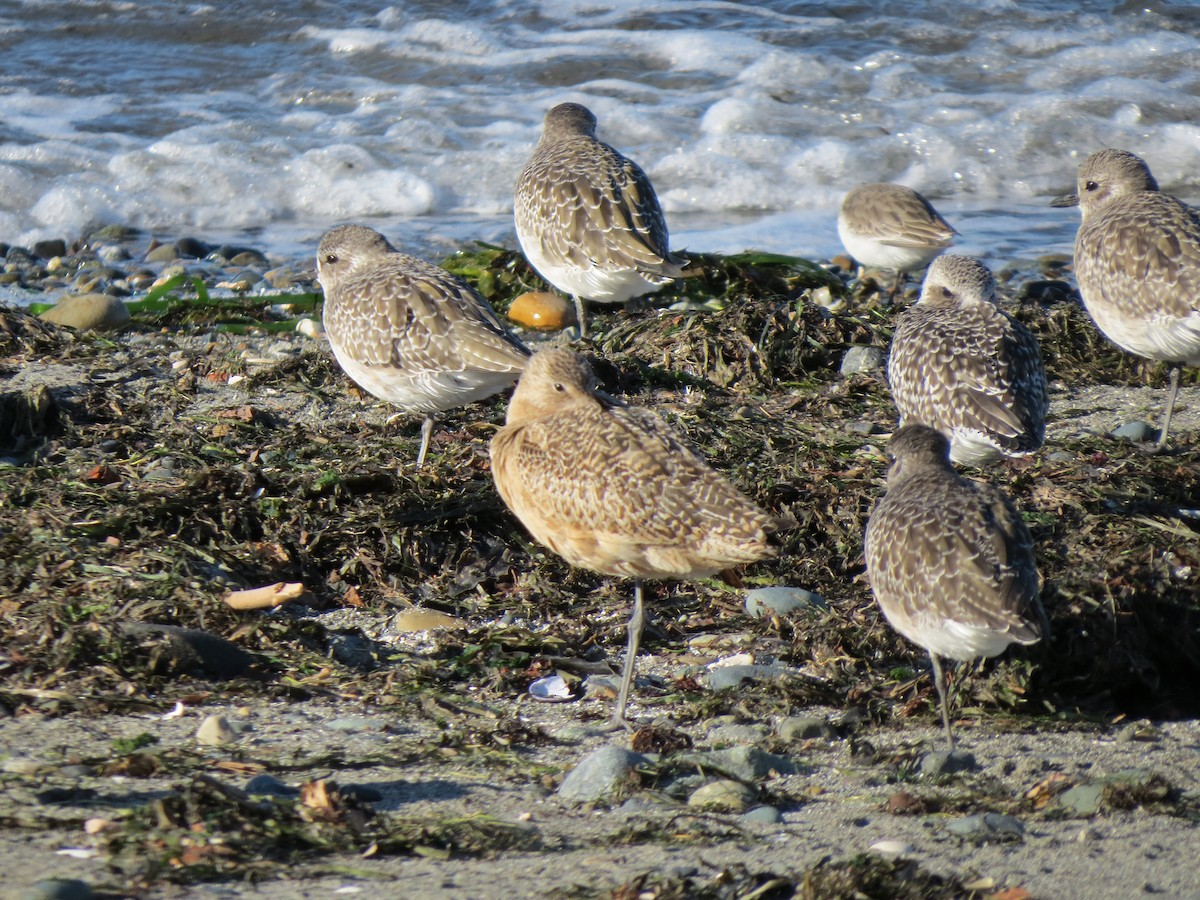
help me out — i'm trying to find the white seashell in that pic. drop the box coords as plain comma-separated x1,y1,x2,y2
528,674,574,702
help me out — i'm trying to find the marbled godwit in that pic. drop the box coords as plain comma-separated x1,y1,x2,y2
490,347,777,728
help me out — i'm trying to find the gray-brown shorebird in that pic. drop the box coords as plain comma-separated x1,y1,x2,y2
317,224,530,468
1052,149,1200,452
888,255,1048,466
864,425,1047,748
514,102,687,339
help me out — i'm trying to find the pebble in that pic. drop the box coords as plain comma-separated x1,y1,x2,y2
739,805,783,824
945,812,1025,842
744,586,827,619
675,746,799,783
19,879,94,900
3,757,50,776
918,748,978,777
38,293,130,331
389,608,463,632
556,746,648,804
32,239,67,259
174,237,211,259
326,633,380,670
1111,420,1155,442
687,779,755,812
296,317,324,338
840,345,885,376
508,291,575,330
777,716,837,742
196,714,240,746
705,723,770,747
705,663,787,692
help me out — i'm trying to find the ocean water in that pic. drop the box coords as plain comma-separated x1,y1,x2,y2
2,0,1200,271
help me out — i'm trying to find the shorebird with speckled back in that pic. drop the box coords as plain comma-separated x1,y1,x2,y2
490,347,778,729
514,102,688,339
864,425,1048,748
317,224,531,468
838,183,958,298
1052,149,1200,453
887,255,1048,466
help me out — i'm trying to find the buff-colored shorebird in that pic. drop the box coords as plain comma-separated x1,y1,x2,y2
490,348,778,728
888,255,1048,466
864,425,1048,749
317,224,531,468
1052,149,1200,452
514,102,688,339
838,183,958,297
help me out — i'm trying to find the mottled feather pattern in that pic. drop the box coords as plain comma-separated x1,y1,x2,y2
318,225,530,418
887,256,1048,464
839,183,957,249
1062,149,1200,364
864,426,1044,662
517,137,682,277
490,348,776,581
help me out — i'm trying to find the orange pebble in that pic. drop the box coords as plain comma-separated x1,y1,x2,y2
507,291,576,330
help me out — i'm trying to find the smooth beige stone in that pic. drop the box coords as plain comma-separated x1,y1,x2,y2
39,293,130,330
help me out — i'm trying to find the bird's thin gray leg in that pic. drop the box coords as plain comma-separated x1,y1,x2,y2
416,416,436,469
1149,366,1182,455
929,653,956,750
612,580,645,731
573,295,589,341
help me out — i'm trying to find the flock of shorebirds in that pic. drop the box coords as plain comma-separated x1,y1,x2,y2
315,102,1200,744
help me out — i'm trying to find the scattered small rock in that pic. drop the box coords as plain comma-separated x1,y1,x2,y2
508,291,575,330
777,716,836,743
840,345,885,376
869,839,914,858
196,714,239,746
739,805,783,824
1110,420,1155,443
918,748,978,777
38,293,130,331
556,746,648,803
676,745,799,782
688,779,755,812
704,663,787,692
945,812,1025,843
744,586,827,619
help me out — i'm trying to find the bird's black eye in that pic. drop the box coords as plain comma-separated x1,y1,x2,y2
324,253,338,264
941,286,953,299
1085,180,1099,192
553,382,566,392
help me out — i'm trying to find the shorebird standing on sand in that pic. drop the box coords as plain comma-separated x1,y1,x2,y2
864,425,1048,749
317,224,531,468
514,102,688,339
837,182,958,298
887,255,1048,466
1052,148,1200,453
490,347,778,728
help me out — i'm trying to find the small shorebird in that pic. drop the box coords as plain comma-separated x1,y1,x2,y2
1052,148,1200,452
863,425,1047,748
887,255,1048,466
317,224,531,468
514,102,688,339
837,182,957,297
490,348,777,728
